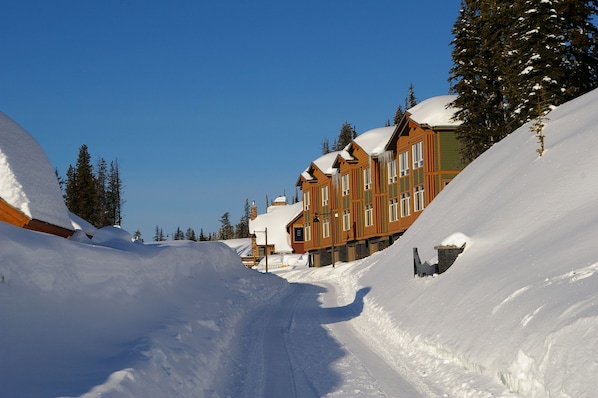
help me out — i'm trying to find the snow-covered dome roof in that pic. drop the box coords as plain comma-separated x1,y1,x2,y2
0,112,73,230
407,95,461,127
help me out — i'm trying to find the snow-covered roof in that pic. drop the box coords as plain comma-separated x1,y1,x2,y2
300,150,341,182
0,112,73,230
312,151,340,176
348,125,396,157
407,95,461,127
249,201,303,253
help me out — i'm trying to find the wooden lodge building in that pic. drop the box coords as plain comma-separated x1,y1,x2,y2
296,95,463,267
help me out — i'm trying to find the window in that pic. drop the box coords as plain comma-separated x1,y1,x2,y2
343,209,351,231
399,151,410,176
321,186,329,206
364,168,372,190
400,192,411,217
412,142,423,169
303,191,310,211
342,174,350,196
305,223,311,241
389,198,399,222
388,159,397,183
365,204,374,227
414,184,425,212
323,218,330,238
294,227,304,242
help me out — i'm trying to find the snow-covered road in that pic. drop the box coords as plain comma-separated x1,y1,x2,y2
210,281,423,397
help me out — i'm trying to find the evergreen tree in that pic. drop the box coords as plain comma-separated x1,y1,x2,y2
218,212,234,240
65,145,98,224
96,157,109,226
133,229,142,241
199,228,207,241
185,227,197,241
107,160,124,225
449,0,519,162
174,226,184,240
393,105,404,125
405,82,418,110
321,138,331,154
335,122,357,151
154,225,165,241
450,0,598,163
234,199,251,238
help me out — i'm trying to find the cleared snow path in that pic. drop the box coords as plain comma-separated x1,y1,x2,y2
209,282,422,397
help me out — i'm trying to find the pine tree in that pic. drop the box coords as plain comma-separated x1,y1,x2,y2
393,105,404,125
234,199,250,238
107,160,124,226
96,157,109,227
450,0,520,162
66,145,98,224
199,228,207,241
133,229,142,241
185,228,197,241
321,138,330,154
450,0,598,163
335,122,357,151
173,226,184,240
154,225,165,241
405,83,418,110
218,212,234,240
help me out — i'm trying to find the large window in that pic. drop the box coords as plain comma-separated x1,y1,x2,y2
342,173,350,196
303,191,310,211
363,168,372,190
321,186,329,206
323,218,330,238
400,192,411,217
388,159,397,183
412,142,423,169
365,204,374,227
342,209,351,231
414,184,425,212
399,151,410,177
389,198,399,222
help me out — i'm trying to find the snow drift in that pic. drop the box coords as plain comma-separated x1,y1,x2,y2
0,225,287,398
351,88,598,396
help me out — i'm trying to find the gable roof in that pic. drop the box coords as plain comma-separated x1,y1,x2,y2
297,150,340,185
336,125,396,167
0,112,73,231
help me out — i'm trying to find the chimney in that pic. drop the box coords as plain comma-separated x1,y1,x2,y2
250,201,258,220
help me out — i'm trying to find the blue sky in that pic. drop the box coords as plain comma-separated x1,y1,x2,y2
1,0,459,239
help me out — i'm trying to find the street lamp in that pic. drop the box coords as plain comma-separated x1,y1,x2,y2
251,227,268,273
313,212,337,268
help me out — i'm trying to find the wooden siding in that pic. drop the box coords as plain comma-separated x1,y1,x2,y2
299,114,463,265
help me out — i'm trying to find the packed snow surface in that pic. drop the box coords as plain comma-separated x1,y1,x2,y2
2,88,598,397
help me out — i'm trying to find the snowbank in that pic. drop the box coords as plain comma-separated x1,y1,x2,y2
0,223,287,398
352,88,598,396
